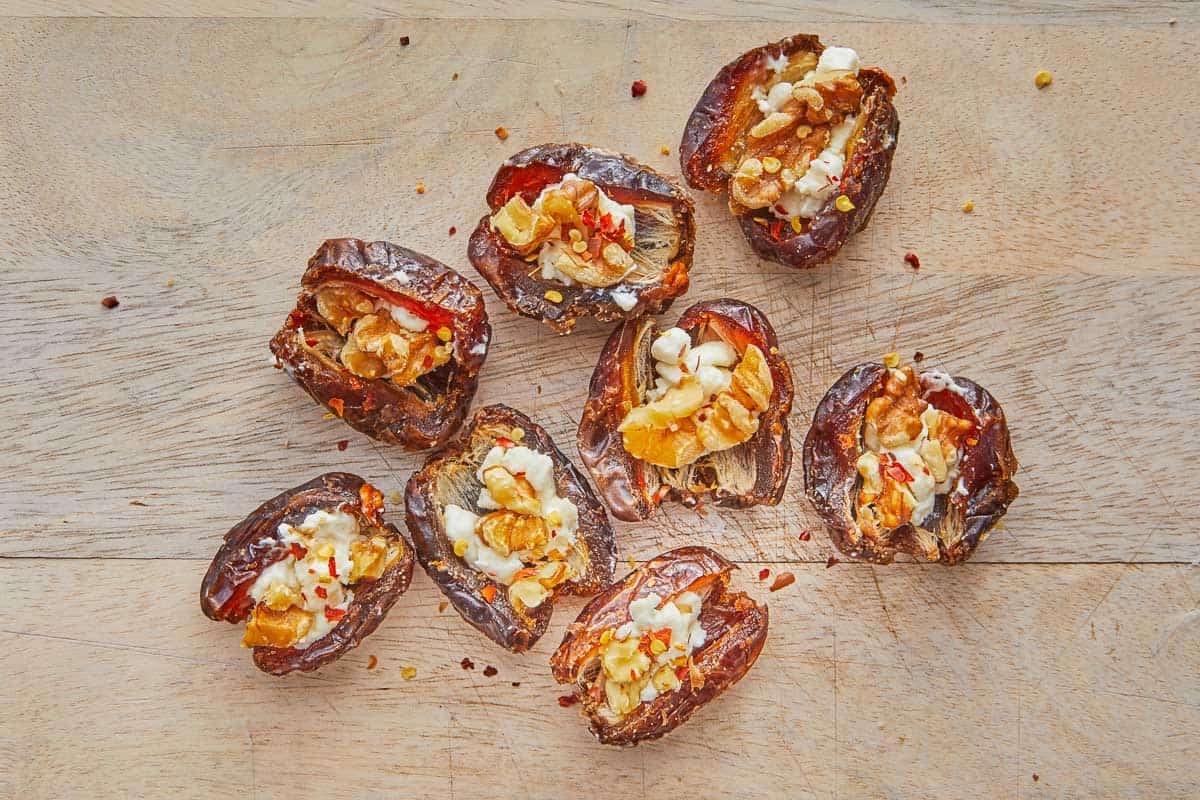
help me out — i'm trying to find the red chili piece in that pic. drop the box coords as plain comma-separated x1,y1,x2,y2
631,79,647,98
101,295,120,309
328,556,339,578
324,606,346,622
904,252,920,270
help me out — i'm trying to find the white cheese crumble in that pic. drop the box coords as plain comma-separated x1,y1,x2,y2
248,509,360,647
374,299,428,333
442,444,580,599
531,173,637,285
645,327,738,402
816,46,861,74
610,286,639,312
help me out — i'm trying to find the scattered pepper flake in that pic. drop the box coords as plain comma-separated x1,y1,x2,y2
1032,774,1040,783
758,568,771,581
769,572,796,592
483,665,498,677
315,586,328,599
129,500,148,507
798,530,812,542
913,351,925,363
480,585,497,603
630,79,647,98
494,126,509,141
543,289,563,303
557,694,580,707
366,655,378,670
448,226,457,236
460,657,475,670
904,251,920,270
329,397,345,417
826,555,840,568
336,439,349,451
328,555,339,578
1034,70,1053,89
401,665,417,680
451,72,459,81
400,35,410,46
438,600,449,613
962,199,975,213
101,295,120,309
324,606,346,622
511,681,521,687
415,181,426,194
659,145,670,155
835,194,855,212
883,352,900,368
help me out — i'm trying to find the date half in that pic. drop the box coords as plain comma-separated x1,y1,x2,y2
270,238,491,450
200,472,415,675
468,143,695,334
579,299,794,521
551,546,768,746
405,404,616,652
803,360,1019,564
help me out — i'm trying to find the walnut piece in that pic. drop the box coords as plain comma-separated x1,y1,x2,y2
477,510,550,557
242,604,314,648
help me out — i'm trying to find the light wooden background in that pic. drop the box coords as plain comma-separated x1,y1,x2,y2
1,2,1197,798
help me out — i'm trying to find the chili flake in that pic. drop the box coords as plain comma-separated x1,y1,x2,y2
460,657,475,670
289,542,308,560
494,126,509,140
448,226,457,236
913,351,925,363
315,586,328,599
557,694,580,707
904,252,920,270
630,79,647,98
481,585,497,603
826,556,840,568
758,568,771,581
798,530,812,542
101,295,120,309
401,666,417,680
769,572,796,592
336,439,349,451
329,397,345,417
483,665,498,677
881,455,914,483
400,35,410,46
415,181,426,194
367,655,378,669
324,606,346,622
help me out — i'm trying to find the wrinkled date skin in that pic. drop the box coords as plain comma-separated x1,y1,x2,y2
578,299,794,522
405,404,616,652
551,546,768,746
200,472,415,675
680,34,899,269
803,363,1020,564
468,143,695,334
270,238,491,450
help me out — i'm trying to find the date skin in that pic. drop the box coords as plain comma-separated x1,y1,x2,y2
802,363,1019,564
200,472,415,675
551,546,768,746
578,299,794,522
270,238,491,450
405,404,616,652
468,143,695,334
680,34,899,269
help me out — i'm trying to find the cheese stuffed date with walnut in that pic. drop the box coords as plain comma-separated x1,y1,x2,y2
680,35,898,269
578,299,794,521
270,238,491,450
200,472,415,675
405,404,616,652
468,143,695,334
551,546,768,746
803,358,1019,564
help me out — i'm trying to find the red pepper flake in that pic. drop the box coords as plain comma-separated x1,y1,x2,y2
359,482,385,524
904,252,921,270
630,79,647,98
496,436,515,449
653,485,671,503
423,355,434,369
758,568,771,581
769,572,795,592
826,555,840,568
483,665,498,677
366,655,378,670
494,126,509,141
769,219,784,241
315,586,328,599
580,209,596,230
798,530,812,542
400,35,410,46
965,437,979,446
448,226,457,236
289,542,308,560
329,397,345,417
438,600,449,613
324,606,346,622
511,681,521,687
328,555,339,578
305,337,318,347
481,585,497,603
460,657,475,670
1032,774,1039,783
557,694,580,707
913,351,925,363
881,455,914,483
336,439,349,451
101,295,120,309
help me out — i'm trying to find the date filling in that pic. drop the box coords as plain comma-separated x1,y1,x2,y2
854,363,976,538
243,506,403,649
442,433,583,611
732,46,866,229
618,326,773,469
592,592,707,720
303,284,452,387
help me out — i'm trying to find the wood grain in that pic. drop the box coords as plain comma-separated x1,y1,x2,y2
1,12,1197,799
2,560,1197,798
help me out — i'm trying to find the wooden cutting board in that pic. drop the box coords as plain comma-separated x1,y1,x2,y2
1,7,1197,798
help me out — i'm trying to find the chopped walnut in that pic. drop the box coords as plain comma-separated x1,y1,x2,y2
477,510,550,558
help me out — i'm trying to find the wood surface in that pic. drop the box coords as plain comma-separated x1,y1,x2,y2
1,7,1197,799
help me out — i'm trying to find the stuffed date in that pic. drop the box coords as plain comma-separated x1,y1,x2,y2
468,143,695,334
680,35,898,269
270,238,491,450
578,299,794,521
405,405,616,652
200,472,415,675
551,546,768,746
803,357,1019,564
